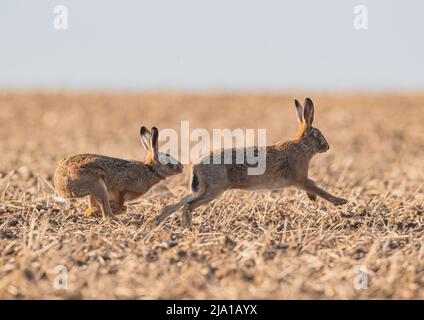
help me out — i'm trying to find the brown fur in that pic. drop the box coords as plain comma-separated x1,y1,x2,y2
157,98,347,227
54,127,183,219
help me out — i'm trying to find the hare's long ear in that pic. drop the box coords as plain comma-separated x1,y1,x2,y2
294,99,304,124
303,98,314,127
140,126,152,152
150,127,159,159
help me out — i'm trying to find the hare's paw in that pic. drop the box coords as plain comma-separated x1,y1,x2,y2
113,205,127,215
307,192,317,201
102,213,118,221
182,216,192,229
333,197,348,206
84,207,100,217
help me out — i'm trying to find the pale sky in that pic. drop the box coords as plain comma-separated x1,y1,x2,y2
1,0,423,91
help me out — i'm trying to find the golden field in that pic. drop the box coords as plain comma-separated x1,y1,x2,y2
0,92,423,299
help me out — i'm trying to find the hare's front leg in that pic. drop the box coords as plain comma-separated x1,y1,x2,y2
84,195,101,217
301,179,347,206
90,179,115,220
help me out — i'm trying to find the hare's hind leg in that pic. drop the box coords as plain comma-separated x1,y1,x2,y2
90,179,115,219
110,193,127,215
157,167,206,225
182,189,224,228
84,195,101,217
157,194,199,225
182,205,191,227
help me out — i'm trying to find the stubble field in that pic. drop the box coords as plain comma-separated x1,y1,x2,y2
0,92,423,299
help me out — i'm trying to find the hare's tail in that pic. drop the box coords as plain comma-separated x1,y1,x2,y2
156,166,206,224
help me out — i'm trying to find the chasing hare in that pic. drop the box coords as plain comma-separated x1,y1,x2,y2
54,127,183,220
157,98,347,227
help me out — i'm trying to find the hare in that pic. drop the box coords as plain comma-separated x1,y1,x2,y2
54,126,183,220
157,98,347,227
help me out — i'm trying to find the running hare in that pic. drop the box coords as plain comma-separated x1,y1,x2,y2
54,126,183,220
157,98,347,227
